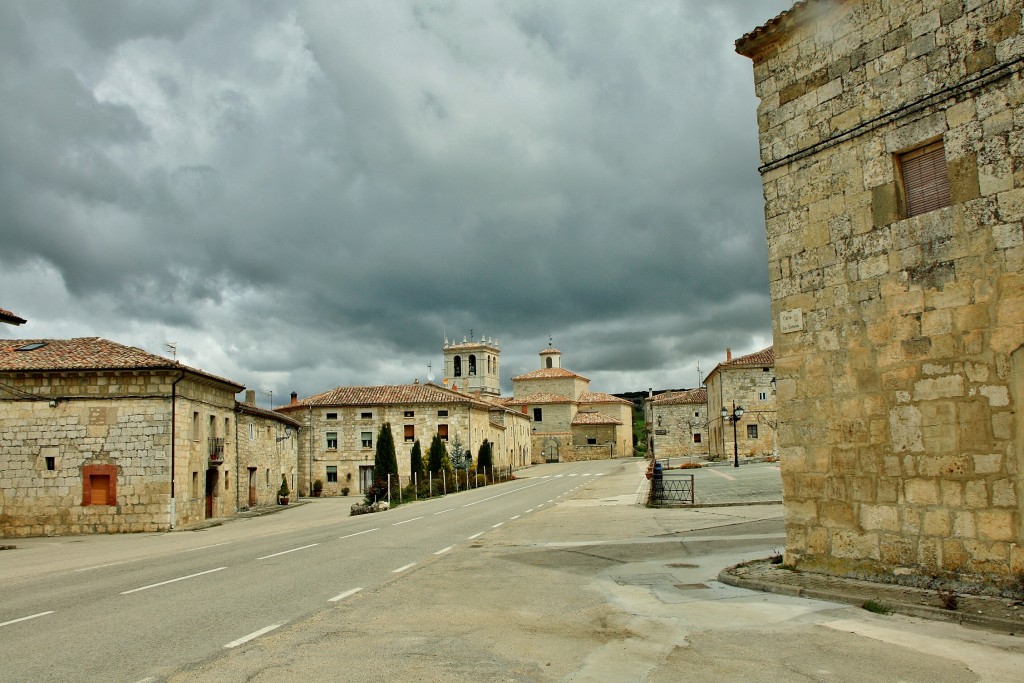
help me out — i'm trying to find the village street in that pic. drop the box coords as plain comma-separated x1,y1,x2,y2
2,460,1023,682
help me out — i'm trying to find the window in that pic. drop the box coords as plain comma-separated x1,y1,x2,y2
747,424,758,439
546,357,553,368
326,432,338,449
759,392,767,401
361,432,372,448
361,412,372,420
404,410,415,418
468,354,477,376
694,411,700,417
454,355,462,377
438,424,449,441
191,412,200,440
209,414,216,439
587,437,597,445
533,408,542,422
45,456,55,471
249,422,255,440
404,425,415,443
82,464,117,506
899,141,950,217
438,410,448,417
193,472,199,499
326,466,338,483
693,433,702,444
326,412,338,420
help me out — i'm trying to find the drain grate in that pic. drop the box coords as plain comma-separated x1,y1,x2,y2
612,573,677,586
667,563,699,568
674,583,711,590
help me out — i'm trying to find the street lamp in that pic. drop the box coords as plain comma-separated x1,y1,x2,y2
721,402,745,468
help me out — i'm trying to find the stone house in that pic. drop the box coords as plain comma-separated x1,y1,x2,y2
0,337,249,536
277,382,531,497
236,390,302,509
644,388,709,459
737,1,1024,583
504,347,634,462
704,347,777,462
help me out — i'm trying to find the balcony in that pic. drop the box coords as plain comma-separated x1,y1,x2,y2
208,437,225,463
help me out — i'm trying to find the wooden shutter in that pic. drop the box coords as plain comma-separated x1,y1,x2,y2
900,142,950,217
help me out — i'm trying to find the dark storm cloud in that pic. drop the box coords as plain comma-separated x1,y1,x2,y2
0,0,792,397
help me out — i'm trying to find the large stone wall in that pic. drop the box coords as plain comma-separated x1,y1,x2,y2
739,0,1024,583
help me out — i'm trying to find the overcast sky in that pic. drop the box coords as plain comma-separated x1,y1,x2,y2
0,0,792,401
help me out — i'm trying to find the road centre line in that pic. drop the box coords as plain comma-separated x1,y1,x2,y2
75,561,130,572
434,546,454,555
0,611,55,628
433,508,455,515
257,543,319,560
392,563,417,573
392,516,424,526
491,522,504,528
706,469,737,481
459,479,549,508
121,567,226,594
329,587,363,602
224,623,283,649
468,532,484,540
509,515,520,520
340,528,378,539
525,508,534,512
187,541,232,552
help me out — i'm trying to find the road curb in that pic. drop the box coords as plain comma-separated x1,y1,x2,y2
718,563,1024,634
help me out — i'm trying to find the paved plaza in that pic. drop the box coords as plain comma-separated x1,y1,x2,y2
658,460,782,506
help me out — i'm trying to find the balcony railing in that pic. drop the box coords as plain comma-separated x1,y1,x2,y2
209,437,225,462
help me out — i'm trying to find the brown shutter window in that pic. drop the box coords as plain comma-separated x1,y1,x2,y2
899,142,951,217
437,424,449,441
404,425,415,443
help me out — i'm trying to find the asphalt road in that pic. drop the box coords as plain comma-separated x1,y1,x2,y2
0,459,617,682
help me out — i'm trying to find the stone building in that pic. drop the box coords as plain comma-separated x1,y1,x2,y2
442,336,501,397
704,347,777,462
236,390,302,509
644,388,709,459
504,347,634,462
737,1,1024,583
277,382,531,497
0,337,252,536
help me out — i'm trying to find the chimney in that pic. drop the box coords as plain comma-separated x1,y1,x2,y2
290,391,298,405
726,348,732,361
245,389,256,404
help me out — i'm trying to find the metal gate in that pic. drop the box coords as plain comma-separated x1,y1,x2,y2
650,474,694,506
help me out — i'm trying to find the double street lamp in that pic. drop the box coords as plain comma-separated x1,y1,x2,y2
721,402,745,468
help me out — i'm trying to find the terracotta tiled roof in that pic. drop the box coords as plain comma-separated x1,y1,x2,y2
0,337,243,389
0,307,26,325
649,388,707,406
238,401,302,428
279,382,494,410
724,346,774,368
504,392,576,405
735,1,816,56
539,347,561,355
571,411,622,426
578,391,632,406
512,367,588,381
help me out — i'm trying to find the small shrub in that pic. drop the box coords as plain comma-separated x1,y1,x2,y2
940,590,959,610
340,486,350,496
474,474,487,487
312,479,323,496
679,462,702,469
862,600,890,614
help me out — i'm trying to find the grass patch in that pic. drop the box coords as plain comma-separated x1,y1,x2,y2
861,600,891,614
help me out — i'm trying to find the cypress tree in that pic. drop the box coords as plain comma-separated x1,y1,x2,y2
427,433,452,476
477,439,493,472
374,422,398,480
410,439,424,479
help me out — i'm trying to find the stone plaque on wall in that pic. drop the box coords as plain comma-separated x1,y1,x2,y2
780,308,804,333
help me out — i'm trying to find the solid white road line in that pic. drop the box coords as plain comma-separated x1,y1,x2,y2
257,543,320,560
121,567,227,594
468,532,484,540
434,546,454,555
186,542,232,552
0,611,55,628
329,587,363,603
224,623,283,649
340,528,378,539
392,563,417,573
393,516,424,526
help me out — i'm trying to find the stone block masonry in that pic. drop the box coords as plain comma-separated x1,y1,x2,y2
737,0,1024,587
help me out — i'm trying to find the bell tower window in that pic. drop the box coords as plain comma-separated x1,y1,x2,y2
468,355,477,376
454,355,462,377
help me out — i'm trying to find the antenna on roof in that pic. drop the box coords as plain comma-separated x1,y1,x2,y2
263,389,273,409
427,362,434,383
165,342,177,361
697,361,701,387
